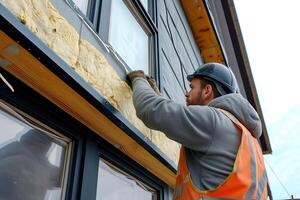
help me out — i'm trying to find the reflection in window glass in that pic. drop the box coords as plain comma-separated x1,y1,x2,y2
0,109,70,200
109,0,149,73
96,159,157,200
73,0,89,14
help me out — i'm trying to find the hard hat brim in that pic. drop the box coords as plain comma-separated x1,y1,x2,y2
187,74,195,82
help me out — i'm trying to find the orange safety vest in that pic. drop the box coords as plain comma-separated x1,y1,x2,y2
173,109,268,200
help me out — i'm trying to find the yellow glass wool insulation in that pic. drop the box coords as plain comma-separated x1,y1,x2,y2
0,0,79,67
0,0,180,165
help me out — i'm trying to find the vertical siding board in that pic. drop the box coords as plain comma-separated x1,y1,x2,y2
159,0,203,71
159,0,192,75
167,12,193,74
158,17,186,90
163,0,199,73
161,50,185,94
172,0,203,67
161,51,186,104
158,0,203,103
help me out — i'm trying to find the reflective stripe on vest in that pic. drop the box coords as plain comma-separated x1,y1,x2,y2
246,135,257,199
173,109,268,200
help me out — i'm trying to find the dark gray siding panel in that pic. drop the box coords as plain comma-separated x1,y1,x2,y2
158,0,204,103
161,49,186,104
164,0,202,69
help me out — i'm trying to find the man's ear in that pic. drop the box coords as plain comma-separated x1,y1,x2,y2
203,84,214,100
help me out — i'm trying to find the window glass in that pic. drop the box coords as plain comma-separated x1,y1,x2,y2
0,109,70,200
109,0,149,74
140,0,148,11
73,0,89,14
96,159,157,200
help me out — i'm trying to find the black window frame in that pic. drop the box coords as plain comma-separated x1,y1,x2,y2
0,69,85,200
67,0,160,89
67,0,102,31
97,137,166,200
0,67,166,200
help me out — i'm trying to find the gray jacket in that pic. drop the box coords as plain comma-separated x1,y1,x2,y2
132,78,262,190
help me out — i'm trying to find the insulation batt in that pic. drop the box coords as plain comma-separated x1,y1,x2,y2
0,0,179,164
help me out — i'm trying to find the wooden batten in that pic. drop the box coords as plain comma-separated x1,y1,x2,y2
181,0,224,64
0,31,176,188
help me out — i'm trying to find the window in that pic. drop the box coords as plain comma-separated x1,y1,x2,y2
72,0,89,14
68,0,158,76
140,0,148,11
109,0,150,73
0,104,71,200
96,158,157,200
70,0,102,29
0,47,164,200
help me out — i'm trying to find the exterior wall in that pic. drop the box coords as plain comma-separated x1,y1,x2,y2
0,0,205,166
158,0,203,103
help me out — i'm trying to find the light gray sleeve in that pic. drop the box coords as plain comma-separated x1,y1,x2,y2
132,77,217,151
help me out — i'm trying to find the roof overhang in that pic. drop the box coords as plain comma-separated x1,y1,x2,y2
180,0,225,64
181,0,272,154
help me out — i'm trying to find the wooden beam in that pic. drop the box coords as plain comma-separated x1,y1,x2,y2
181,0,224,64
0,31,176,188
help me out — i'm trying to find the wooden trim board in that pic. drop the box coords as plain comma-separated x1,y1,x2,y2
0,31,176,188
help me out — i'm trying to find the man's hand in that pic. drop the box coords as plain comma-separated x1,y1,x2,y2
127,70,146,88
127,70,160,95
127,70,146,82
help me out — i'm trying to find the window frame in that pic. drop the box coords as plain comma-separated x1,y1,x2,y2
68,0,102,31
0,69,86,200
0,103,73,200
0,64,166,200
107,0,152,74
96,138,166,200
96,158,159,199
67,0,160,88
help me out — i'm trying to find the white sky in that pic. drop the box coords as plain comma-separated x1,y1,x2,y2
234,0,300,199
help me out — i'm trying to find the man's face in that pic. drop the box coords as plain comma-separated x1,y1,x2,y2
185,78,206,106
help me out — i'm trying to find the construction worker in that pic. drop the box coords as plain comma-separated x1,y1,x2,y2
127,63,268,200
